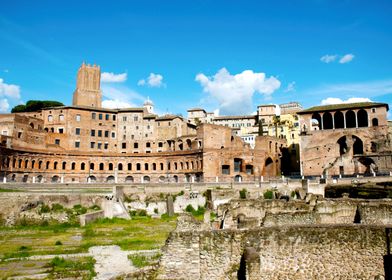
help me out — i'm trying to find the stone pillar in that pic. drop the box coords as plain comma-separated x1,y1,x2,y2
166,195,174,216
2,176,6,183
260,176,264,182
114,168,118,183
61,176,64,183
320,113,324,130
355,111,358,128
343,112,346,128
332,112,335,129
32,176,35,184
88,177,91,183
141,176,144,184
215,176,219,183
191,176,195,183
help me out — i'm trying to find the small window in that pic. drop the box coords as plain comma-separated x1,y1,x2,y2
111,132,116,138
59,114,64,121
158,142,163,148
104,143,108,149
92,113,96,119
58,128,64,134
75,128,81,135
122,142,127,149
99,113,102,120
146,142,151,148
97,142,102,149
90,142,95,149
134,116,138,121
105,114,109,120
76,114,81,122
136,126,139,130
75,141,80,148
91,130,95,137
134,142,138,149
98,130,102,137
48,115,53,122
55,139,60,145
104,130,109,137
112,115,116,121
123,116,127,121
371,108,376,113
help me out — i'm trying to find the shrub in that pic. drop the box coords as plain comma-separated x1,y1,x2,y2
263,190,274,199
239,188,247,199
185,204,195,213
51,203,64,212
154,208,159,214
185,205,205,217
39,204,51,214
55,240,62,246
89,205,101,211
129,209,148,217
19,245,30,251
73,204,87,215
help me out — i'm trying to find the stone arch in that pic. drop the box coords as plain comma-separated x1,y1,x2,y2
31,160,36,169
334,111,344,129
24,159,29,169
354,207,361,224
173,175,179,183
186,139,192,150
234,175,242,182
346,110,356,128
322,112,333,129
106,175,115,183
337,136,348,155
88,175,97,183
51,175,60,183
143,175,150,183
185,174,191,183
372,118,378,126
37,175,43,183
311,113,321,130
178,140,183,151
44,127,49,132
357,109,368,127
353,135,363,155
264,157,274,176
125,176,134,183
29,122,34,129
159,176,166,182
118,163,123,171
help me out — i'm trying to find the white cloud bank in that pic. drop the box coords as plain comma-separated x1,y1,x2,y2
0,78,20,99
0,99,9,113
284,81,296,93
101,72,127,83
321,97,372,105
320,53,355,64
195,68,280,115
138,73,165,88
101,84,145,109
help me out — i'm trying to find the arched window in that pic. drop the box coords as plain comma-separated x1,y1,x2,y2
62,162,66,170
353,136,363,155
346,110,356,128
109,163,113,170
311,113,322,130
322,112,333,129
29,123,34,129
357,109,368,127
90,163,95,170
143,176,150,183
128,163,132,170
186,162,189,170
334,111,344,129
144,163,149,171
81,162,85,170
118,163,123,171
160,163,164,170
24,159,29,168
372,118,378,127
71,162,76,170
152,163,156,170
46,161,50,169
99,163,104,170
31,160,35,169
38,161,42,169
48,115,53,122
53,162,58,170
136,163,141,171
174,162,178,170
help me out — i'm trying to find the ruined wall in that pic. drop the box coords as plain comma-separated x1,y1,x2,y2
157,226,389,280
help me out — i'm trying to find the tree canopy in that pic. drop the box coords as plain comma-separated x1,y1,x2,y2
11,100,64,113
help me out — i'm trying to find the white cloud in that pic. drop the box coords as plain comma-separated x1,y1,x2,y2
321,97,372,105
138,73,165,88
320,54,338,63
0,99,9,113
195,68,280,115
339,54,355,64
284,81,296,93
101,84,145,109
0,78,20,99
101,72,127,83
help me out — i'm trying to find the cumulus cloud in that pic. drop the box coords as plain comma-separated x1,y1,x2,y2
0,78,20,99
195,68,280,115
321,97,372,105
0,99,9,113
101,84,145,109
138,73,165,88
339,54,355,64
101,72,127,83
320,54,338,63
284,81,296,93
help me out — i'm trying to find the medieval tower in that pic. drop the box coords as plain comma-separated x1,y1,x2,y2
72,62,102,108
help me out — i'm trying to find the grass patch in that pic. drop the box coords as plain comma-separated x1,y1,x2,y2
128,253,161,268
0,188,21,192
46,256,96,279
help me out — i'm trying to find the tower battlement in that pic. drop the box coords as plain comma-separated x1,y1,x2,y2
72,62,102,108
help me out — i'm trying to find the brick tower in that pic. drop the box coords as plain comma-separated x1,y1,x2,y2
72,62,102,108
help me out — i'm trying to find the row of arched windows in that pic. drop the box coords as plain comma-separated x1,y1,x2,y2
311,109,378,130
4,157,203,172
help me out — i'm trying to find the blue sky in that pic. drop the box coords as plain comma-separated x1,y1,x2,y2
0,0,391,117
